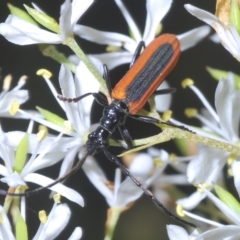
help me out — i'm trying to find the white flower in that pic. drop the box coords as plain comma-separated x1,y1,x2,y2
188,75,240,179
33,203,82,240
0,202,82,240
8,58,102,190
83,149,190,211
47,58,102,180
0,0,94,45
185,4,240,61
68,227,82,240
72,0,210,69
82,153,154,209
167,224,199,240
177,74,240,209
0,74,29,118
175,185,240,240
0,205,15,240
0,126,83,206
146,148,190,205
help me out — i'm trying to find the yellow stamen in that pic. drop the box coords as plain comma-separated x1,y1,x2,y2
169,153,177,160
162,110,172,121
184,108,198,118
197,183,211,193
153,157,163,167
36,69,52,78
37,125,48,141
53,194,61,203
227,154,236,165
106,45,121,52
155,23,162,36
3,74,12,91
228,167,233,176
83,131,90,144
18,75,28,85
181,78,194,88
39,210,48,223
9,101,20,116
176,204,185,217
0,213,3,224
169,153,178,165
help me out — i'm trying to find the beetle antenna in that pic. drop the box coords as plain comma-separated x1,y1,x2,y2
103,149,196,228
0,154,89,197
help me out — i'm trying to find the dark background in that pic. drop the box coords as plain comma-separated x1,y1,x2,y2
0,1,237,239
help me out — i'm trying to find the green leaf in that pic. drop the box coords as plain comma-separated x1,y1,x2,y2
7,3,37,25
206,66,240,89
36,106,66,127
234,75,240,90
39,44,77,73
24,4,60,33
206,66,228,81
15,208,28,240
14,133,28,173
214,185,240,215
230,0,240,34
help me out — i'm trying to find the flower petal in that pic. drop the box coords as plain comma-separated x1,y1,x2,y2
0,165,9,177
1,172,26,188
177,191,207,210
74,57,101,132
59,0,72,40
195,225,240,240
166,225,189,240
58,146,80,177
22,152,65,176
114,0,141,41
91,52,132,69
232,161,240,199
187,148,226,184
215,77,240,142
1,131,78,153
59,65,84,133
115,177,143,208
71,0,94,27
82,157,113,205
23,173,84,206
185,4,220,27
0,143,14,173
177,26,210,51
0,90,28,113
0,206,15,240
34,204,71,240
200,186,240,225
154,81,172,112
74,25,135,46
185,4,240,59
0,15,60,45
129,153,154,179
68,227,82,240
143,0,172,43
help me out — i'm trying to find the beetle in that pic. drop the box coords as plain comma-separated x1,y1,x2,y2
0,34,195,228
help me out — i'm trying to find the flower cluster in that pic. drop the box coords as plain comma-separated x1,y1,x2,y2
0,0,240,239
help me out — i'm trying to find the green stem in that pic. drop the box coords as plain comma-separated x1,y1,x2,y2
4,195,13,213
120,128,240,156
104,208,121,240
65,37,109,97
39,44,77,73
